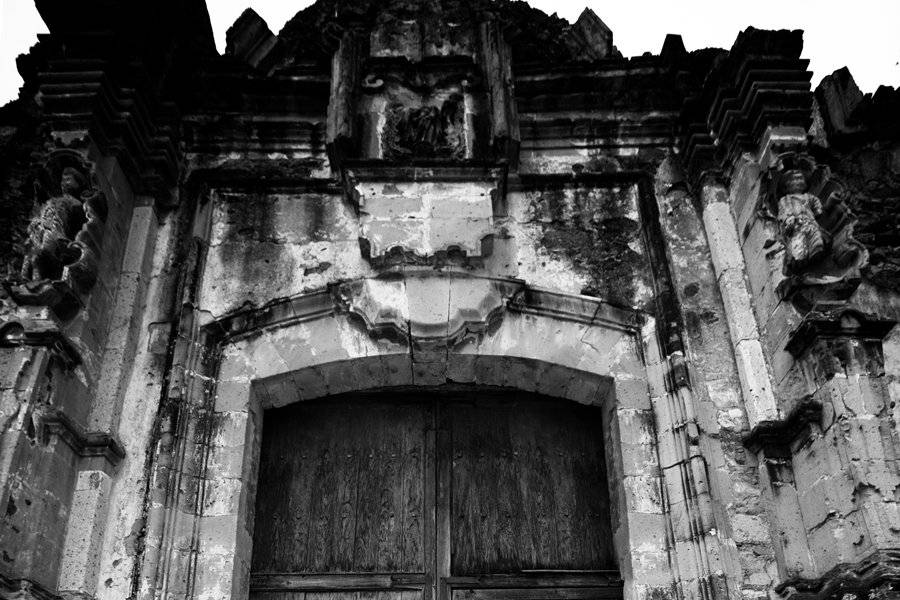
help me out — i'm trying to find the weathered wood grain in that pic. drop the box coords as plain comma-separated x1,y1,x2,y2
449,396,613,574
251,390,616,600
252,399,428,573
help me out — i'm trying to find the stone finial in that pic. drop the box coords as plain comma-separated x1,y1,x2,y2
568,8,614,60
225,8,280,70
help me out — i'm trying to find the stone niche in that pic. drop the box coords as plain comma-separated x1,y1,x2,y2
357,62,489,161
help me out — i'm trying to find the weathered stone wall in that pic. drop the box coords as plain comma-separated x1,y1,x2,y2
1,3,899,600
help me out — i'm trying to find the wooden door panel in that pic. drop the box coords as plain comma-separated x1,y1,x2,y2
449,398,613,575
250,592,423,600
252,398,429,574
250,390,621,600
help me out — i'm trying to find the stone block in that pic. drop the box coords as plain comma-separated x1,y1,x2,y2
717,268,759,343
121,205,158,274
623,475,664,513
58,470,112,596
703,202,745,274
733,339,778,427
613,377,652,411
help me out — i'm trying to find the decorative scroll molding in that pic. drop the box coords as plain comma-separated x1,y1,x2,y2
206,274,643,346
776,549,900,600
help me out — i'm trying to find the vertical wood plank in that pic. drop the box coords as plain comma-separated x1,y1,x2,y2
449,394,613,574
253,397,428,574
435,400,452,600
424,401,437,600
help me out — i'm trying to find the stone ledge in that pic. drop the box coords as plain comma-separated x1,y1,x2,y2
743,398,822,455
776,549,900,600
37,407,126,468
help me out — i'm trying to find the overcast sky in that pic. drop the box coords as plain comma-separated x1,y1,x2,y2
1,0,899,106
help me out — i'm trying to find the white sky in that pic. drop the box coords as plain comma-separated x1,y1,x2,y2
1,0,899,106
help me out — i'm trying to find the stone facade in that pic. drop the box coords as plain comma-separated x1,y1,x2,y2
0,1,899,600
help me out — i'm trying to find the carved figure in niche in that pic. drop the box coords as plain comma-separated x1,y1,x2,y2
776,169,828,272
6,153,108,320
385,93,465,159
22,167,89,282
762,154,868,309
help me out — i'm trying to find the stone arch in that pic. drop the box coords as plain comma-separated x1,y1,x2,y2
189,274,672,600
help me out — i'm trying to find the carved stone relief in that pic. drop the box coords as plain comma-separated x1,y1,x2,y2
4,150,108,320
383,94,466,159
359,70,484,161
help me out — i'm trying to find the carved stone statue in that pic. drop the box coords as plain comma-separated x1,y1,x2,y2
776,169,828,273
21,167,89,282
764,155,869,310
5,155,108,320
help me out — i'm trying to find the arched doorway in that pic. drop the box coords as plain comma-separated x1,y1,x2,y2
175,280,673,600
249,387,622,600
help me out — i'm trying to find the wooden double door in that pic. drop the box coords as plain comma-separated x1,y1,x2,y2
250,389,621,600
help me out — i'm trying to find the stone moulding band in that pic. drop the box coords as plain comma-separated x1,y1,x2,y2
202,274,646,346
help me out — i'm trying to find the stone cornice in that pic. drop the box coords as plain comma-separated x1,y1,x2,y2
679,28,814,188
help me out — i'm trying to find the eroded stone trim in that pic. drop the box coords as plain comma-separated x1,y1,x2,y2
743,397,822,455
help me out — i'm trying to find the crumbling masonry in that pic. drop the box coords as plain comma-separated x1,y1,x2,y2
1,2,900,600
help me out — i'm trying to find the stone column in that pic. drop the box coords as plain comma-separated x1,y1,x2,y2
700,174,780,428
